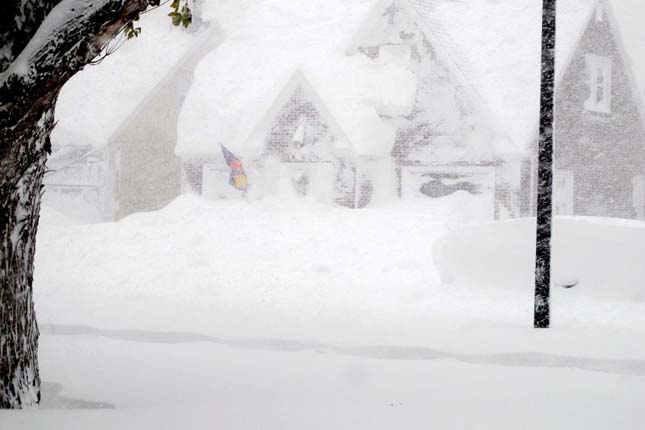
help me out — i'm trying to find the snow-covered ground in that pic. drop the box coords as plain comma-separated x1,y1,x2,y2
2,195,645,429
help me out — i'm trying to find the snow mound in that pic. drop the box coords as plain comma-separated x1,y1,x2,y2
35,196,645,339
434,217,645,302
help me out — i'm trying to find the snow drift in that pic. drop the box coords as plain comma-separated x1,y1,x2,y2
434,217,645,302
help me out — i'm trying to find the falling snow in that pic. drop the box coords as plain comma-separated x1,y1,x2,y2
3,0,645,427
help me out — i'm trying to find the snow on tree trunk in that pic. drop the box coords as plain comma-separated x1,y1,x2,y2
534,0,557,329
0,108,53,409
0,0,152,408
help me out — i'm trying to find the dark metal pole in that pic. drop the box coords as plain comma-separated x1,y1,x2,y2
534,0,557,328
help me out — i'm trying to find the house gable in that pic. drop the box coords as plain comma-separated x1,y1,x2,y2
248,70,353,162
545,0,645,218
348,0,509,165
526,0,645,153
554,0,645,164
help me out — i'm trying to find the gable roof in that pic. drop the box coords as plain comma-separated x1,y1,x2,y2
245,70,354,158
52,7,225,148
409,0,645,149
347,0,518,156
598,0,645,126
109,22,224,143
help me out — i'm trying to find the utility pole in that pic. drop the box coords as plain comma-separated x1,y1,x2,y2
534,0,557,328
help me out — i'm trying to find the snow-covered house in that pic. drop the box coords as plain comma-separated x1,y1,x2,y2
347,0,520,219
417,0,645,220
177,0,416,208
177,0,523,218
117,0,645,221
46,0,645,221
184,70,361,206
49,6,224,221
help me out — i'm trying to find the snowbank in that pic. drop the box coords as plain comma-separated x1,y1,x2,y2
34,195,645,344
39,205,77,226
40,194,103,224
34,195,448,341
434,217,645,302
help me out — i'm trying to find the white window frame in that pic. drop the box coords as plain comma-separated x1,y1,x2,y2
633,176,645,220
584,54,612,114
553,169,574,216
595,4,604,22
400,165,496,221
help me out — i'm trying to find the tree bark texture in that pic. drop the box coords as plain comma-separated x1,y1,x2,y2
534,0,557,328
0,0,152,408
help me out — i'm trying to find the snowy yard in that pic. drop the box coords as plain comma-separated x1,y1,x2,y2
3,195,645,429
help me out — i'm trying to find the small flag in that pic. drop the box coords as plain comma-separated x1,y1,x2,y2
219,144,248,191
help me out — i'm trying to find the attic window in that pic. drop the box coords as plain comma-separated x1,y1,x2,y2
595,4,604,22
584,54,612,114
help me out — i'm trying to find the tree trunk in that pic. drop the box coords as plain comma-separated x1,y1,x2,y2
534,0,557,328
0,0,153,408
0,107,53,408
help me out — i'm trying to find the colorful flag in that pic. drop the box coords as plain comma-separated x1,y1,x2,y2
219,144,248,191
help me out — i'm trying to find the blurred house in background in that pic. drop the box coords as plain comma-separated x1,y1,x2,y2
176,0,417,211
183,71,362,208
48,4,224,222
540,0,645,219
347,0,519,220
177,0,520,222
417,0,645,220
110,24,221,219
49,0,645,223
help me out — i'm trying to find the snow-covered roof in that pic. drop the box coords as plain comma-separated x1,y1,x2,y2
52,5,224,148
176,0,416,159
346,0,520,158
409,0,645,149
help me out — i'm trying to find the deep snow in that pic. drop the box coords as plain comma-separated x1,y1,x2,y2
2,195,644,428
32,195,645,340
